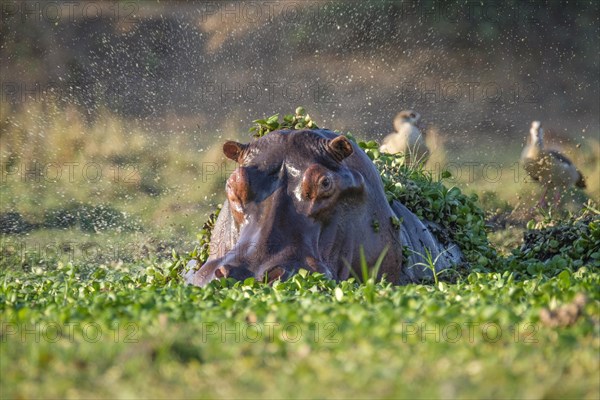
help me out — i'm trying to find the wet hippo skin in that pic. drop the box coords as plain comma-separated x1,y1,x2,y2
185,129,462,286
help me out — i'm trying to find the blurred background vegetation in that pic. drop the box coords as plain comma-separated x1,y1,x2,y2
1,0,598,265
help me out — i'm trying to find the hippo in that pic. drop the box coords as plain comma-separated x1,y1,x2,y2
185,129,462,286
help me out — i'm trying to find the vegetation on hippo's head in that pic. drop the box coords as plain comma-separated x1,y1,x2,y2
249,107,318,138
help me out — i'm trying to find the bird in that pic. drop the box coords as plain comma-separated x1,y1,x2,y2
521,121,586,206
380,110,429,165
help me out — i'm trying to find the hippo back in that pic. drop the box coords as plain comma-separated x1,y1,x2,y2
391,201,462,283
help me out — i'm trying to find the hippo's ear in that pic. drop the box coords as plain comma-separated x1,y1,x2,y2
327,136,354,162
223,141,247,162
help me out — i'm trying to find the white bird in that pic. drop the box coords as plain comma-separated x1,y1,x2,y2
380,110,429,165
521,121,586,206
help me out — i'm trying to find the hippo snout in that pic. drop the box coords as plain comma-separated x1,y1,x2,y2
213,263,299,284
185,254,335,286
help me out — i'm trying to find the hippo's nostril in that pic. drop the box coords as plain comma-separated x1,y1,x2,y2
215,266,228,279
266,266,286,283
215,265,254,281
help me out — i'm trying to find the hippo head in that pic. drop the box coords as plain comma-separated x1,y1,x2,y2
186,129,403,286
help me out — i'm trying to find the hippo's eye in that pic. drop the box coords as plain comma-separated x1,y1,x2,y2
319,176,333,192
